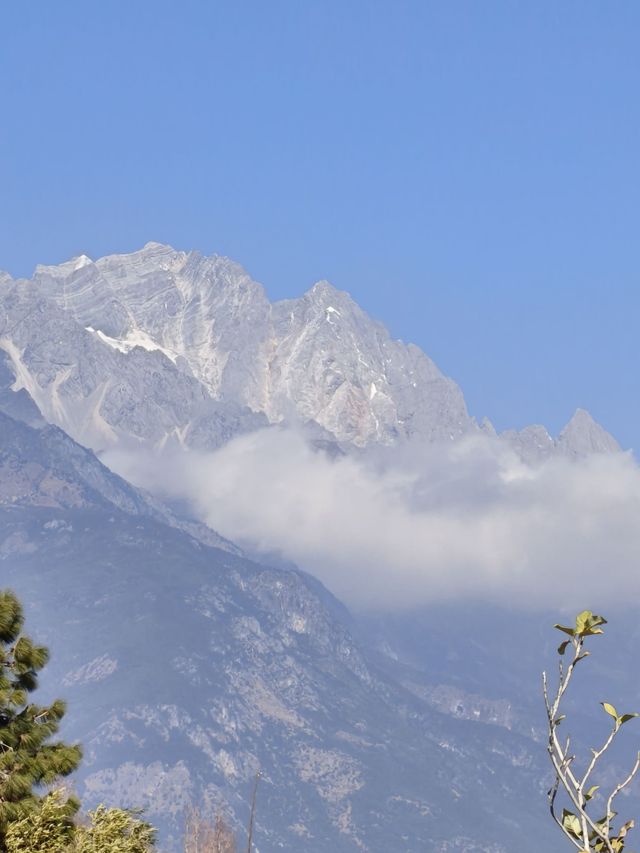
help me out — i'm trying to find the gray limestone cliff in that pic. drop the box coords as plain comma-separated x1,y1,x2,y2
0,244,479,451
0,243,621,458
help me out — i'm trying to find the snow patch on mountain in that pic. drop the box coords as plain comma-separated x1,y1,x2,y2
86,326,179,363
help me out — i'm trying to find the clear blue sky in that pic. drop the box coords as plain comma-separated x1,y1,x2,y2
1,2,639,447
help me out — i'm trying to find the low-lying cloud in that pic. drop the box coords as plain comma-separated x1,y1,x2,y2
104,429,640,611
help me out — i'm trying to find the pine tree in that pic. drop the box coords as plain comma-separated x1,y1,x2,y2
0,589,82,849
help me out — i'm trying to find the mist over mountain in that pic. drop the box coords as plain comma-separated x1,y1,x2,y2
105,426,640,611
0,244,636,851
1,244,629,611
0,403,563,853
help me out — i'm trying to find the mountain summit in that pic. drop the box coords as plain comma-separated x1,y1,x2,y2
0,244,619,457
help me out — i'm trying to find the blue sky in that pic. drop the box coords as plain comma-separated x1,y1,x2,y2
1,2,639,447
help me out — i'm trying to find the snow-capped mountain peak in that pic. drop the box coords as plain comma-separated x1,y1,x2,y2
0,244,621,457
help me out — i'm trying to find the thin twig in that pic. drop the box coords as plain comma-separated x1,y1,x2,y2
605,751,640,838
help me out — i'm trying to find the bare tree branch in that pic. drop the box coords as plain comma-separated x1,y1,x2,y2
543,611,638,853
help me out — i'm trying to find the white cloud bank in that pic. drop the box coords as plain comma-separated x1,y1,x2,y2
104,430,640,611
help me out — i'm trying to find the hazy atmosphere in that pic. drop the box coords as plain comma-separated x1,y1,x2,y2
106,430,640,610
2,4,639,853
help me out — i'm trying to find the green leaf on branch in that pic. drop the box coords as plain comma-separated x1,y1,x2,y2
575,610,607,637
558,639,571,655
599,703,638,726
562,809,582,838
611,819,634,853
554,624,576,637
584,785,599,802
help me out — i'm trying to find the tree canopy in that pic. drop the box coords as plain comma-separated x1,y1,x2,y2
0,589,82,849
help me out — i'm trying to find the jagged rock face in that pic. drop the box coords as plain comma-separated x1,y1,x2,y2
0,243,621,457
270,283,469,443
34,245,275,411
500,409,620,464
0,272,266,451
556,407,621,457
3,243,472,448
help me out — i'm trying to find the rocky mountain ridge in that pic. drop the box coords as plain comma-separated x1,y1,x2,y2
0,243,619,456
0,404,558,852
